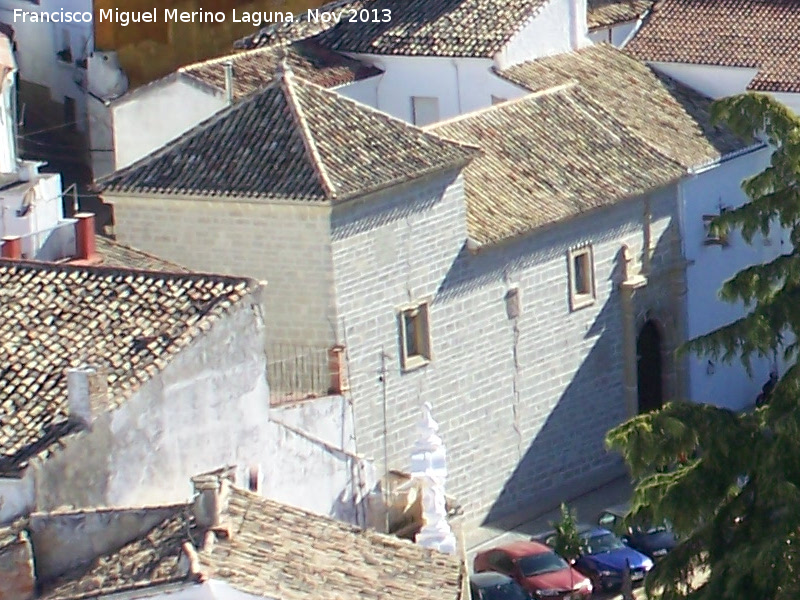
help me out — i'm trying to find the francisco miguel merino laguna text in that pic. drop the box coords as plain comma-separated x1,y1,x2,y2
13,7,392,27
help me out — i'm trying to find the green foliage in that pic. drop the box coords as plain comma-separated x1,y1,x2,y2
607,92,800,600
550,503,582,563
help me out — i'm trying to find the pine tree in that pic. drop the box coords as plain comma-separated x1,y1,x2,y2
606,93,800,600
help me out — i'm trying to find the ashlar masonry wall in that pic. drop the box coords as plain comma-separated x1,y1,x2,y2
110,194,337,347
331,177,684,529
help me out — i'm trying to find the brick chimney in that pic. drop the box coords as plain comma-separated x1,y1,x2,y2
1,235,21,259
328,345,349,394
66,365,107,429
74,212,97,261
0,530,35,600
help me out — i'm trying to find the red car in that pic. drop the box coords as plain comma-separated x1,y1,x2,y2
474,541,592,599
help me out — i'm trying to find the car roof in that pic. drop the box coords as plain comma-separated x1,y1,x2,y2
578,525,613,537
471,572,515,587
490,539,553,558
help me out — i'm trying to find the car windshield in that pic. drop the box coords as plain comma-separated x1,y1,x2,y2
583,533,625,554
482,582,531,600
516,552,569,577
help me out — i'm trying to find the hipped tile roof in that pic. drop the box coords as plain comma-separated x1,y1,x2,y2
100,68,476,202
181,39,382,101
497,44,749,170
315,0,551,57
626,0,800,93
586,0,653,29
0,261,257,475
36,486,463,600
431,84,685,245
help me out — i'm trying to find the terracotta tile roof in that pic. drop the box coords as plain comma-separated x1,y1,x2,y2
0,261,257,475
39,507,194,600
497,44,749,170
626,0,800,93
94,236,191,272
202,487,463,600
586,0,652,29
181,39,382,101
100,69,476,202
315,0,551,57
234,0,358,49
430,84,684,245
34,487,462,600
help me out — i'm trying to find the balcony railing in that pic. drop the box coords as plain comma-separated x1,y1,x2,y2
267,343,348,405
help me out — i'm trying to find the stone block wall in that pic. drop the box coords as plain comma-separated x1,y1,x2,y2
110,194,337,347
331,176,684,529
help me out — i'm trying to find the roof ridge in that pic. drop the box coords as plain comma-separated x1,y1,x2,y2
427,81,578,131
180,41,290,73
563,86,684,170
280,68,338,199
0,257,259,289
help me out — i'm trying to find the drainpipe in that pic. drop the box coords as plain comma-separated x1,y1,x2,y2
223,60,234,105
570,0,585,49
451,59,463,115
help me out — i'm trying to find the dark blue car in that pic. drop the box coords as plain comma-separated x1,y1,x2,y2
598,504,677,560
573,526,653,591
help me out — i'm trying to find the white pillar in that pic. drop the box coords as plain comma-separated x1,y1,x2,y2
411,402,456,555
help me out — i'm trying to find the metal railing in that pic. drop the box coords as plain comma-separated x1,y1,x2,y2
267,343,347,405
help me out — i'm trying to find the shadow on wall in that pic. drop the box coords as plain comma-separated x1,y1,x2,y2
474,221,681,527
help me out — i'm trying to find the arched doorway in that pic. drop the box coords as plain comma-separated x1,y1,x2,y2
637,320,663,413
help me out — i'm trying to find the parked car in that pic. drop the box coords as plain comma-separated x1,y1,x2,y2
597,504,677,560
537,526,653,592
474,540,592,599
470,572,532,600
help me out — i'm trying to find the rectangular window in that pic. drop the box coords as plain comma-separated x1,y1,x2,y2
398,302,432,370
411,96,439,126
568,245,595,310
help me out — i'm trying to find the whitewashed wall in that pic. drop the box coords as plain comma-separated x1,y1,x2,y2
0,474,34,524
0,172,72,259
498,0,588,68
648,62,759,100
111,77,227,170
588,21,640,46
335,75,380,108
270,395,356,453
645,63,800,116
0,0,93,131
681,147,786,410
344,55,524,124
29,290,373,524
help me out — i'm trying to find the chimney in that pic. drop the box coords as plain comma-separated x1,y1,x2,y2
192,473,231,530
66,365,107,429
223,60,234,105
1,235,20,259
74,212,96,260
0,530,36,600
328,345,349,394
